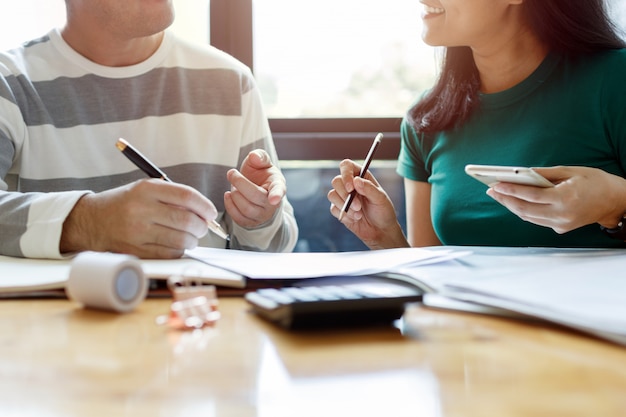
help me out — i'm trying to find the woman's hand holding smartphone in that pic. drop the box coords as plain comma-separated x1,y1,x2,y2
465,164,555,188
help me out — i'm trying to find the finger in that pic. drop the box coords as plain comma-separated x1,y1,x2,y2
267,179,286,205
260,166,287,205
327,188,361,218
223,191,243,220
327,188,342,210
532,166,569,183
224,190,266,227
360,169,381,187
243,149,273,170
227,169,269,206
327,190,341,219
150,180,218,222
486,188,555,222
331,174,350,199
115,225,197,259
227,187,264,219
328,200,362,222
123,244,186,260
129,181,210,238
339,159,361,193
353,176,385,204
107,182,208,240
126,182,210,239
158,205,210,239
151,222,201,250
144,247,186,259
490,182,554,204
511,213,572,234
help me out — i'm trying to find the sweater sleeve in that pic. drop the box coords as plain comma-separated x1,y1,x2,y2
229,199,298,252
0,71,91,259
225,71,299,252
0,189,90,258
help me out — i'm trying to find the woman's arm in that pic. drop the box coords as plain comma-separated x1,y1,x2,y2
404,178,442,247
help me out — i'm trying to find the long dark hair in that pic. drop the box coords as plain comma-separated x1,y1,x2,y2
408,0,626,134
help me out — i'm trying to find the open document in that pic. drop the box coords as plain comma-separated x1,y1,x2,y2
443,251,626,345
396,247,626,346
0,247,467,294
186,246,468,280
0,254,245,293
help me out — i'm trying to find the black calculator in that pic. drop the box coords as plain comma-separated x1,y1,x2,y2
244,275,424,329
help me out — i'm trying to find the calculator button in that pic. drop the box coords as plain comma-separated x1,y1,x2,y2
300,286,341,301
244,292,280,310
281,287,320,302
322,286,362,300
257,288,295,305
346,282,419,298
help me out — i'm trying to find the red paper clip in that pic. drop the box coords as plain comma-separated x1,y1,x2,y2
156,274,220,330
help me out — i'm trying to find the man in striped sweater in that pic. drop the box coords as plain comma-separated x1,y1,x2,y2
0,0,298,259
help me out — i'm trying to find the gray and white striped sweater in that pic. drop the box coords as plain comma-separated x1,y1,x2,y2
0,29,297,258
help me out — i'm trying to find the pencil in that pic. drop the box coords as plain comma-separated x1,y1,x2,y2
338,132,383,221
116,138,230,242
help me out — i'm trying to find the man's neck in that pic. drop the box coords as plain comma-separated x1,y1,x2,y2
61,26,164,67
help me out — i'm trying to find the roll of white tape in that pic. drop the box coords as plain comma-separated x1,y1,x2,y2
67,251,148,313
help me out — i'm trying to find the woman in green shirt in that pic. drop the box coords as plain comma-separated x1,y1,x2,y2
329,0,626,248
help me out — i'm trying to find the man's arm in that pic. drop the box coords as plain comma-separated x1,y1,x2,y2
0,189,89,258
224,72,299,253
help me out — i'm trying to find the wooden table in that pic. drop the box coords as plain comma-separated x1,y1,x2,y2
0,297,624,416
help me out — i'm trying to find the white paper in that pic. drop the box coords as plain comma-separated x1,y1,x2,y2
399,246,626,346
0,256,70,291
0,253,245,292
442,254,626,333
185,246,466,279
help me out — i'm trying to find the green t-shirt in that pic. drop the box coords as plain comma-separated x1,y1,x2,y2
397,50,626,248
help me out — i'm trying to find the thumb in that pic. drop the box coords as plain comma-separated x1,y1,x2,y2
245,149,272,170
532,166,567,184
354,176,385,203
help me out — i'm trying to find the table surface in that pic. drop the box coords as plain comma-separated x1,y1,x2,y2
0,297,624,417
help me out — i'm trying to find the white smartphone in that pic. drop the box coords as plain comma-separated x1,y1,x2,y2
465,164,554,188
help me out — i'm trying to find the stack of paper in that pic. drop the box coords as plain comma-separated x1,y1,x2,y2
0,246,465,294
186,246,468,279
0,254,245,294
396,247,626,346
444,252,626,345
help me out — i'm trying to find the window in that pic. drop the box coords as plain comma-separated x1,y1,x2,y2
0,2,66,50
211,0,415,160
609,0,626,31
252,0,435,119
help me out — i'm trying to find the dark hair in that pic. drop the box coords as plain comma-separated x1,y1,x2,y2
408,0,626,134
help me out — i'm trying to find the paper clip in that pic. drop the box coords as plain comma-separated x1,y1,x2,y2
156,273,220,330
